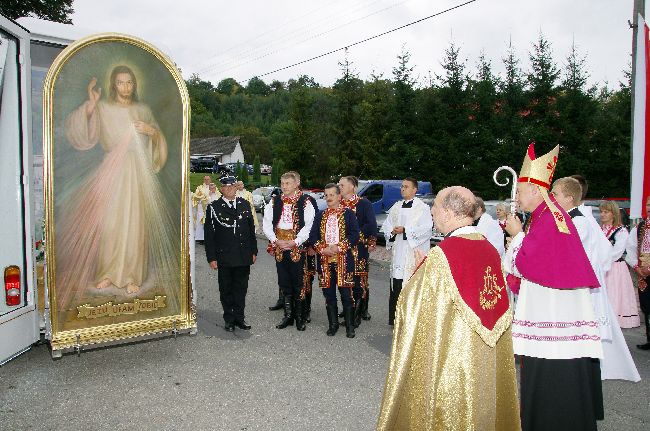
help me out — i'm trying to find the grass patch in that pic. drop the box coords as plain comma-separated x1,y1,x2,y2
189,172,272,192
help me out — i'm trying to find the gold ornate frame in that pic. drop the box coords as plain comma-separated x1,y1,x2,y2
43,33,195,351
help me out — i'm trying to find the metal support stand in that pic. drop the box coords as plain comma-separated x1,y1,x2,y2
172,320,178,340
74,333,82,357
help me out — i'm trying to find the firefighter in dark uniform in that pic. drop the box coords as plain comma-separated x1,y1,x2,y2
205,175,258,332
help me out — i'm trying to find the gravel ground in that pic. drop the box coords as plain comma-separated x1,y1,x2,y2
0,237,648,430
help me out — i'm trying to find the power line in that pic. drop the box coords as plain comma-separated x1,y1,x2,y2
241,0,479,84
188,0,347,70
197,0,387,76
205,0,412,78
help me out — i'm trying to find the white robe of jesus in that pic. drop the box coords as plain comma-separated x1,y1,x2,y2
61,99,168,292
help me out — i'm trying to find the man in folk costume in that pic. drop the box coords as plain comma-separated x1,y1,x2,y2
339,176,378,327
300,192,319,324
192,175,212,243
551,177,640,384
380,178,432,325
504,143,603,431
626,195,650,350
308,184,360,338
262,171,316,331
376,187,520,431
236,181,259,233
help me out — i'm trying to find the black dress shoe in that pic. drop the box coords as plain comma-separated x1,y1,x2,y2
234,320,251,330
224,323,235,332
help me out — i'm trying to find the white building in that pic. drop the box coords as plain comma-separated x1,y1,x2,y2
190,136,245,164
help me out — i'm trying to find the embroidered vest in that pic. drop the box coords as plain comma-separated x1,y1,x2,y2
272,194,309,233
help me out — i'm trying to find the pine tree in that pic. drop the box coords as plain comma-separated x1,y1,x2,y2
271,158,279,185
358,73,393,178
241,163,250,184
497,40,527,179
253,155,261,184
389,47,419,178
525,33,561,150
466,52,500,197
435,42,470,187
555,42,598,182
333,53,364,175
235,161,243,180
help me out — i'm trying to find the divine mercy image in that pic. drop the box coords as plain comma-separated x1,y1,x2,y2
50,40,185,332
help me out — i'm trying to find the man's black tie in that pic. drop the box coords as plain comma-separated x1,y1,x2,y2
402,200,413,208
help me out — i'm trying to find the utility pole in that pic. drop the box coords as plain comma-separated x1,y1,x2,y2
631,0,645,140
631,0,645,223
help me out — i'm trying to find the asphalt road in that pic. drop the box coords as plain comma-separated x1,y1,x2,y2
0,238,649,430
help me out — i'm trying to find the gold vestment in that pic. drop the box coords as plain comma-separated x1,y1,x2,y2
376,243,521,431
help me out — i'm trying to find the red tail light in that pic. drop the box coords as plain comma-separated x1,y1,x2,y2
4,266,21,307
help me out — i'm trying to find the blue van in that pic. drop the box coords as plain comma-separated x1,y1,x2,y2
358,180,432,214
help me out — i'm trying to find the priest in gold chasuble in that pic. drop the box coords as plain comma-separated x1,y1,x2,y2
377,187,520,431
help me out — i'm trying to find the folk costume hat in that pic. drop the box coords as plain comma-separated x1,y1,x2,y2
518,143,569,234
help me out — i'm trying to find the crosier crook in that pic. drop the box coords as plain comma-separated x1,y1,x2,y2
493,166,518,215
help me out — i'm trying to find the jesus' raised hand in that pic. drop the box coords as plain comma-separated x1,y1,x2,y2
86,77,101,116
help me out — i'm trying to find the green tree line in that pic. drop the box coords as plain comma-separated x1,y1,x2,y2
187,35,631,199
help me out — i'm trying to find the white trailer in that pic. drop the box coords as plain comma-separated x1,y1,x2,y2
0,16,97,364
0,15,40,364
0,16,194,363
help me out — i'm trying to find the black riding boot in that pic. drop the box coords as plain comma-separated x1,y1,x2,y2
269,288,283,311
304,291,312,323
276,295,294,329
353,304,362,328
295,299,306,331
343,306,356,338
638,313,650,350
360,291,371,321
326,304,339,336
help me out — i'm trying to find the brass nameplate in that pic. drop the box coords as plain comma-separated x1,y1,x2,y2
77,296,167,319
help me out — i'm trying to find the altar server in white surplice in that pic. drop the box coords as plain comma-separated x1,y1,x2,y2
551,177,640,383
380,178,432,325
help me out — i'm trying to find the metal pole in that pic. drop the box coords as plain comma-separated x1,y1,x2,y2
631,0,645,226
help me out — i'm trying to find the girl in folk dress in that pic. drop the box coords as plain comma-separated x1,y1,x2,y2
600,201,640,328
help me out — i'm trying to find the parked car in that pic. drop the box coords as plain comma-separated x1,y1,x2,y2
225,162,254,175
251,186,282,212
212,162,230,174
583,198,631,227
357,179,433,214
252,186,274,212
190,156,230,174
304,191,327,211
260,164,272,175
190,156,214,173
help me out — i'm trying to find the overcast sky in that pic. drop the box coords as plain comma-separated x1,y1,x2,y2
68,0,637,89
